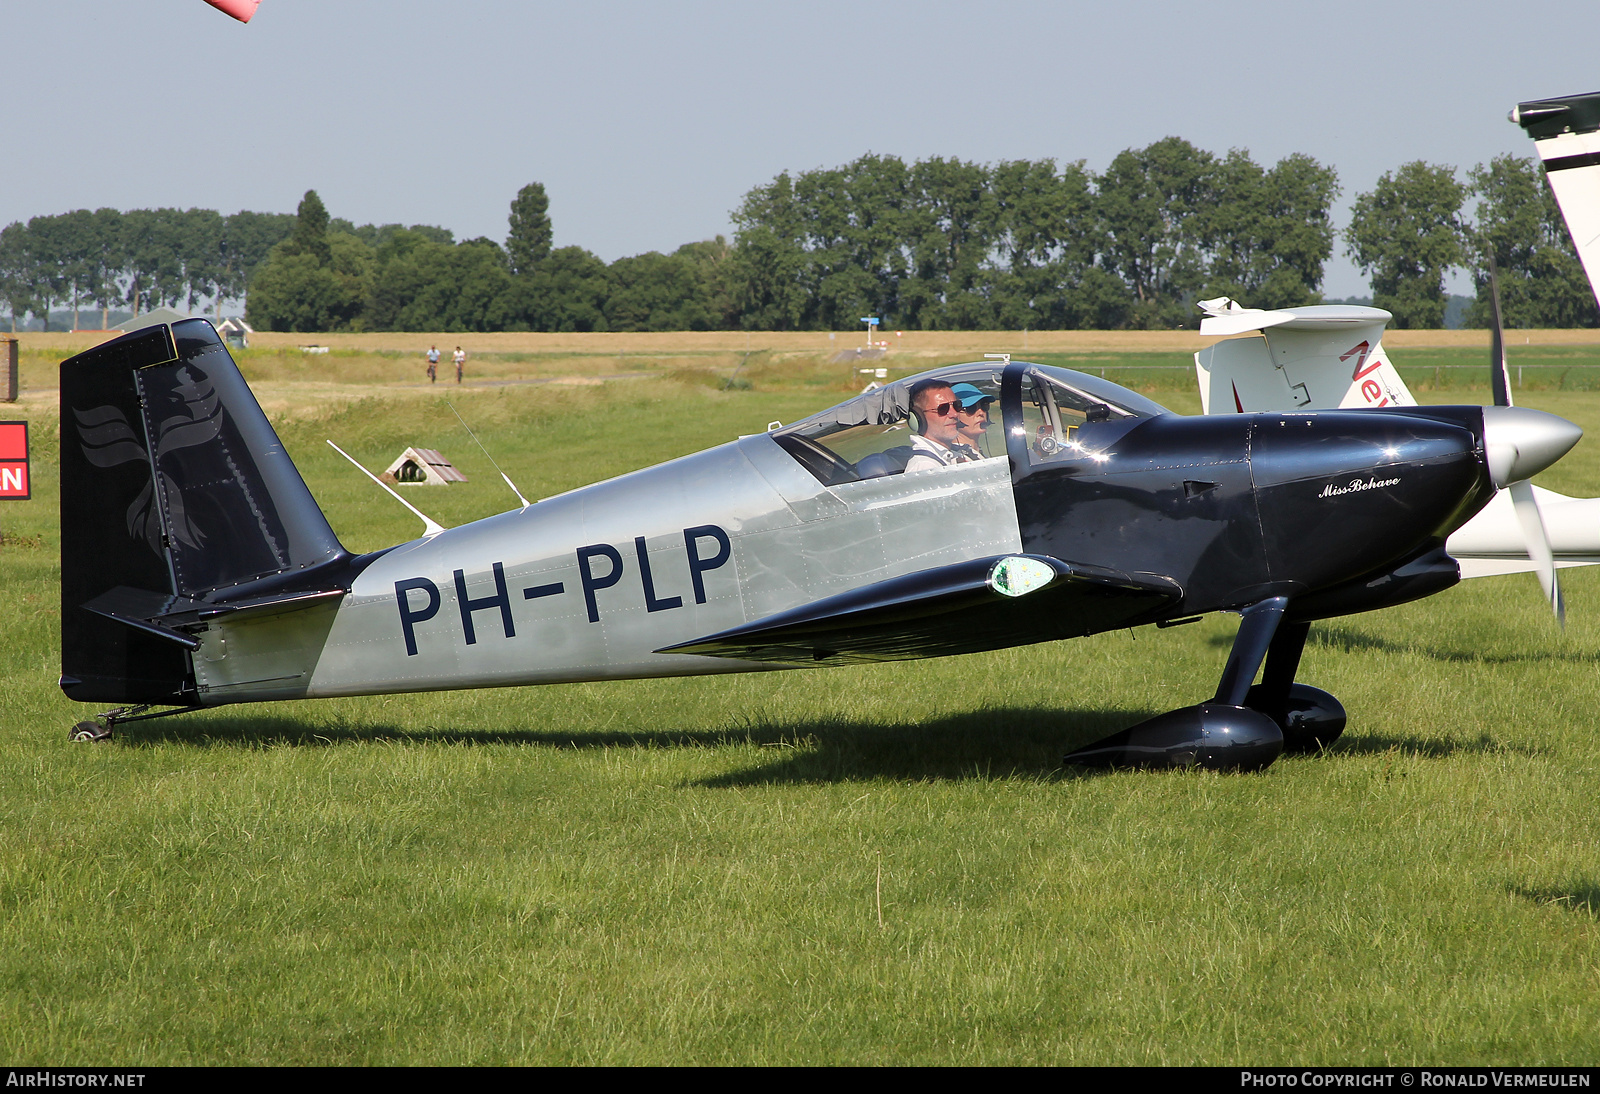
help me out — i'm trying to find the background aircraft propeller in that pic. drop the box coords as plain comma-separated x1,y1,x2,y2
203,0,259,24
1488,253,1566,625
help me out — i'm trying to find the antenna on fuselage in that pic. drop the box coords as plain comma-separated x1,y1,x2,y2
446,401,532,509
326,440,446,537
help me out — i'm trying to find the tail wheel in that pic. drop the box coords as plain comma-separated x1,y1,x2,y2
69,720,113,743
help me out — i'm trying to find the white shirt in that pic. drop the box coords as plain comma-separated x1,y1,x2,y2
904,434,967,473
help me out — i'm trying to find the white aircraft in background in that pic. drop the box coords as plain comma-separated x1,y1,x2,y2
1194,93,1600,623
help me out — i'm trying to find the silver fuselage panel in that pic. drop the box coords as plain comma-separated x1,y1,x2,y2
189,434,1021,703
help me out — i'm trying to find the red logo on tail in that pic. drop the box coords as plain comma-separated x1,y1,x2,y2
1340,341,1390,407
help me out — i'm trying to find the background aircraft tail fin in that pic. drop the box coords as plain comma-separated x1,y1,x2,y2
1513,92,1600,309
59,319,347,704
1194,300,1415,414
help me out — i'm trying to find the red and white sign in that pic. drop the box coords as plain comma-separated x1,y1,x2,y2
0,421,30,500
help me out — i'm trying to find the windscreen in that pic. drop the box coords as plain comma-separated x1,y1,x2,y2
773,361,1169,485
773,365,1006,485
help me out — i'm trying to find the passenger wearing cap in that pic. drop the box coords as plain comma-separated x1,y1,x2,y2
903,379,973,473
950,382,996,460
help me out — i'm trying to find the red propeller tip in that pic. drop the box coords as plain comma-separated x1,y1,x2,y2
204,0,260,23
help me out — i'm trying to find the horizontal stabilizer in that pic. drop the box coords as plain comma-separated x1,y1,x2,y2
82,587,203,650
1197,298,1394,338
658,554,1181,665
82,584,346,650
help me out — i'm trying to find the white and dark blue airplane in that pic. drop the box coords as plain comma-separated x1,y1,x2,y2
58,316,1581,772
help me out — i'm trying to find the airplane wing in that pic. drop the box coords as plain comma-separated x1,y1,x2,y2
657,553,1181,664
1512,92,1600,309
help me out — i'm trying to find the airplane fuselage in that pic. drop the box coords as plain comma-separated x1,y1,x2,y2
191,399,1494,707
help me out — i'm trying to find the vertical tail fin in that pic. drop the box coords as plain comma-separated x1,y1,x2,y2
60,319,347,703
1194,301,1415,415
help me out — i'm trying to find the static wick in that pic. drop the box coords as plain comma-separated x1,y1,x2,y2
326,440,446,537
448,401,532,509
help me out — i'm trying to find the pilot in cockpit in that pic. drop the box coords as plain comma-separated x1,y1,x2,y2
904,380,974,472
950,383,996,460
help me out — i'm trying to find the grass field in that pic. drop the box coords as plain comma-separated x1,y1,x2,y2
2,343,1600,1064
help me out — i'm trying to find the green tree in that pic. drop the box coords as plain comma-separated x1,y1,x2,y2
247,231,372,332
1466,154,1597,328
217,210,295,308
367,235,512,331
986,159,1103,329
507,246,613,332
673,237,738,329
900,156,995,329
506,183,553,275
246,191,377,331
729,171,811,331
84,208,126,328
1203,150,1340,309
47,209,99,329
0,221,40,331
120,208,190,315
813,154,912,328
603,243,732,332
21,214,71,329
287,190,333,265
1347,162,1466,329
177,208,225,314
1096,137,1218,328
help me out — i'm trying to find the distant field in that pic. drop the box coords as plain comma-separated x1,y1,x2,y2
9,328,1600,414
10,324,1600,358
2,349,1599,1063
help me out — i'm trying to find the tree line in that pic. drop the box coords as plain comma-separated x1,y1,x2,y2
2,139,1593,333
0,208,294,329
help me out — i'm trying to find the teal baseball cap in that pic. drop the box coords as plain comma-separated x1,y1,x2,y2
950,383,994,409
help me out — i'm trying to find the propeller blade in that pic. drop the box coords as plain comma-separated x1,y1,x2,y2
204,0,259,23
1509,478,1565,626
1488,252,1514,407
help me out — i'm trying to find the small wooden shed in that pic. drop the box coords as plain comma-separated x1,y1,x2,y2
383,447,467,486
216,317,253,349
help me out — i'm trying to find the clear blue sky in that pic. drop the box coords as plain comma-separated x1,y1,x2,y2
7,0,1596,297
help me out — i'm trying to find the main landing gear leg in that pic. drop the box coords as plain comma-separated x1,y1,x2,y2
1064,597,1289,772
1243,620,1346,753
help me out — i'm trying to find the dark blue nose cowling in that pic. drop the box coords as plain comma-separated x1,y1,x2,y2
1249,411,1492,599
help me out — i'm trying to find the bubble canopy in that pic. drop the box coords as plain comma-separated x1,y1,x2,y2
772,361,1173,486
